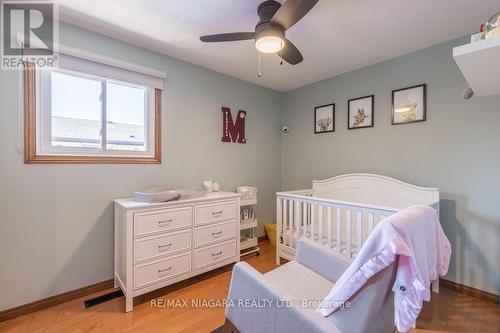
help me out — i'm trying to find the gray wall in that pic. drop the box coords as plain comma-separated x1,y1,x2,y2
0,23,282,311
281,37,500,295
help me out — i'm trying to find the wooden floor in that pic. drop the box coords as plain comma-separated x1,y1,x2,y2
0,240,498,333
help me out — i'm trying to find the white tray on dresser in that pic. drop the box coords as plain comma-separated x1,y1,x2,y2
114,191,241,312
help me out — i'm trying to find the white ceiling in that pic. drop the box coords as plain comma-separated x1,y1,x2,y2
55,0,499,92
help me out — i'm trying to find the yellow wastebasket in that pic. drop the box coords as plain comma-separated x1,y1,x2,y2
265,224,277,246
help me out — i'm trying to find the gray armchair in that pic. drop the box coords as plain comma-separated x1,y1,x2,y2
224,239,397,333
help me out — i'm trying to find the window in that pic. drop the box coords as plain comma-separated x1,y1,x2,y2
24,53,163,163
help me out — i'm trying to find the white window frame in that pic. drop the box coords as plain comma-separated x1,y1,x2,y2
35,67,156,158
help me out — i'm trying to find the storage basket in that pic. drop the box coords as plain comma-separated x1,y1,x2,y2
236,186,258,201
265,224,277,246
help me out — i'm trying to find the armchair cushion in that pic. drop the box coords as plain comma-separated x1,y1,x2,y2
264,261,333,308
225,239,396,333
295,239,352,283
226,262,340,333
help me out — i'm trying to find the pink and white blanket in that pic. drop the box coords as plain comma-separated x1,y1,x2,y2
316,205,451,333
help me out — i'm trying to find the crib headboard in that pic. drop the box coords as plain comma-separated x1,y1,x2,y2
312,173,439,209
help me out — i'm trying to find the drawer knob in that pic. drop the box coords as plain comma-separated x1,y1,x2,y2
211,250,222,257
158,243,173,251
212,211,223,217
158,266,172,274
158,219,173,226
212,230,223,238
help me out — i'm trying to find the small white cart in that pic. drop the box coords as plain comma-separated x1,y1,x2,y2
237,187,260,257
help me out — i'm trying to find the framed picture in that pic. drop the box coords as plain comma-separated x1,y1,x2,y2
314,103,335,134
348,95,374,129
392,84,426,125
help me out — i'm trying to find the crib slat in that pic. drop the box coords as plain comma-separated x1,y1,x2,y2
289,200,294,247
327,207,332,249
291,201,295,243
276,198,282,265
282,200,288,246
318,206,323,245
336,208,341,253
310,204,315,241
283,200,289,246
357,211,362,253
302,202,307,237
346,210,352,257
368,213,374,234
292,200,296,241
295,201,300,241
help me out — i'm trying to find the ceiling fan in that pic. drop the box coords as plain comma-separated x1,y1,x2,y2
200,0,319,65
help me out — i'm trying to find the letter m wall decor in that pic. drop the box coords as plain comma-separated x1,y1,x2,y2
221,107,246,144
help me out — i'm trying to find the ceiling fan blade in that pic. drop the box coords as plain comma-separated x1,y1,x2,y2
200,32,255,42
280,39,303,65
271,0,319,30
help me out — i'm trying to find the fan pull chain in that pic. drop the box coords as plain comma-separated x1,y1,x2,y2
280,33,284,66
258,53,262,78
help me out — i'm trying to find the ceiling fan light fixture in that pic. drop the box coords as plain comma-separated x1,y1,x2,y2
255,36,283,53
199,0,320,64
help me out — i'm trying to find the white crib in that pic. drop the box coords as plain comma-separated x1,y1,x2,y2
276,173,441,291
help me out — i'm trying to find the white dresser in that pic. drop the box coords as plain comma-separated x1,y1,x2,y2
114,191,241,311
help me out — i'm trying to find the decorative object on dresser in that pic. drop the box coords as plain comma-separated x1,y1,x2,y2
236,186,259,257
392,84,427,125
348,95,374,129
133,187,181,203
203,180,220,192
314,103,335,134
114,190,241,312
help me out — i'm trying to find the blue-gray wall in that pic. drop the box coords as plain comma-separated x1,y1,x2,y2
0,23,282,311
281,37,500,295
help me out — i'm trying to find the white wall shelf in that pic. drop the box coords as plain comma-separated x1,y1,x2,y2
453,37,500,97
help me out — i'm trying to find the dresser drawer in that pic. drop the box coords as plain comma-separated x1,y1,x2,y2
134,253,191,290
195,201,237,226
134,207,192,237
194,240,237,270
194,221,237,248
135,230,191,264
